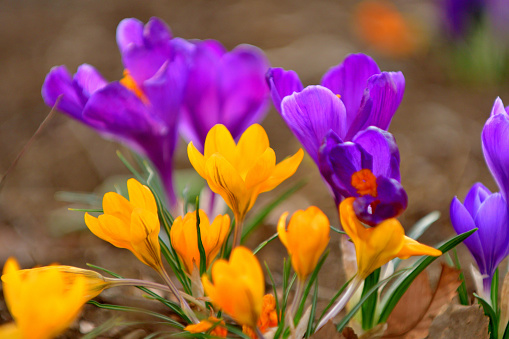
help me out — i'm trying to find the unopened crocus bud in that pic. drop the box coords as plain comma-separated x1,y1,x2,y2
278,206,330,281
202,246,264,328
1,258,91,339
170,210,230,273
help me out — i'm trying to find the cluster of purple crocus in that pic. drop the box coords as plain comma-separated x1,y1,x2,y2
42,17,269,206
450,98,509,295
267,54,407,225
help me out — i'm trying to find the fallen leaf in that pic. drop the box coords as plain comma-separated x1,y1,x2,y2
383,264,461,339
309,321,358,339
427,304,489,339
499,271,509,337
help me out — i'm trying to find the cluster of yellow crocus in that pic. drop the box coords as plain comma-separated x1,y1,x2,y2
84,178,163,272
170,209,230,274
0,258,96,339
278,206,330,281
340,198,442,279
188,123,303,246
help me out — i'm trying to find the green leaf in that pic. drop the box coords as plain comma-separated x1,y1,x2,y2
407,211,440,240
253,233,278,255
241,180,306,243
492,269,500,317
306,280,319,337
295,251,329,323
475,293,499,339
68,208,103,213
330,225,346,235
378,228,477,324
453,248,469,306
316,276,355,325
265,262,281,323
361,267,380,330
337,270,407,332
195,197,208,276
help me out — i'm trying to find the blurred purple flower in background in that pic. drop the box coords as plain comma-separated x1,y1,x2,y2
451,97,509,294
179,40,270,152
441,0,484,39
267,53,405,161
42,17,271,206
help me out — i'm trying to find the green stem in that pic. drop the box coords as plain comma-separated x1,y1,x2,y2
159,267,199,324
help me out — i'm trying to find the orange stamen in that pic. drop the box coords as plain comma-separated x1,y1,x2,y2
351,169,377,197
120,69,149,104
336,94,342,99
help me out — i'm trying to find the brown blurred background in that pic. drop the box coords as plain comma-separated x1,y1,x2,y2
0,0,508,336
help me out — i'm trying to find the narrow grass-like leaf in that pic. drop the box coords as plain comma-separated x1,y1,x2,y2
337,270,407,332
493,269,500,317
295,251,329,323
453,249,469,306
241,180,306,243
195,197,207,275
407,211,440,240
330,226,346,235
81,317,125,339
378,228,477,324
475,293,499,339
88,300,184,329
306,280,319,337
503,320,509,339
253,233,278,255
117,150,145,182
361,267,380,330
316,276,355,325
159,239,192,295
265,262,281,322
68,208,103,213
225,324,252,339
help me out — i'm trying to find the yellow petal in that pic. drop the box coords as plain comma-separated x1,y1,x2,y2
205,154,248,218
235,124,270,175
188,141,207,179
245,148,276,188
130,209,162,270
86,213,133,250
127,179,157,215
398,236,442,259
259,148,304,192
0,322,21,339
277,212,290,248
204,124,236,164
102,192,133,225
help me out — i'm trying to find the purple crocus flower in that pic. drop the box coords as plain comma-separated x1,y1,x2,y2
441,0,484,39
451,97,509,294
267,53,405,162
450,183,509,293
179,40,270,152
42,17,190,206
318,127,407,226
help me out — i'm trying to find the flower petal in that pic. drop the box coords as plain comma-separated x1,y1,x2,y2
116,18,144,52
236,123,270,175
127,179,157,215
245,148,276,189
259,149,304,192
281,85,347,163
42,66,85,120
321,53,380,126
266,67,303,114
203,124,237,164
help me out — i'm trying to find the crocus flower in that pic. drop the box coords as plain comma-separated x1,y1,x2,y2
441,0,485,39
340,198,441,279
318,127,407,225
184,317,227,337
450,183,509,294
267,53,405,163
42,17,190,206
179,40,270,152
170,209,230,274
85,178,163,272
188,123,303,246
202,246,264,328
243,294,278,338
0,258,89,339
277,206,330,281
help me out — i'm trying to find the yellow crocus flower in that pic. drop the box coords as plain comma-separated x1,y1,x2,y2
170,210,230,273
278,206,330,281
188,124,304,246
184,316,227,337
84,178,162,271
0,258,89,339
202,246,264,328
340,197,441,279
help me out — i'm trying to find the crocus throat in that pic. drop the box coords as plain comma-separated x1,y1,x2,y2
120,69,149,104
351,169,377,197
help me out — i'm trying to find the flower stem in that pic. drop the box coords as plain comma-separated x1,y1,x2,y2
288,278,304,321
315,276,363,332
255,327,266,339
158,267,199,324
232,214,244,248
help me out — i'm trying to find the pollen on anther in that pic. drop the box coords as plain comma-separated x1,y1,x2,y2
351,169,377,197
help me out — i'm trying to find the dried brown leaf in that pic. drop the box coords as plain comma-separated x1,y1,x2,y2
499,271,509,337
309,321,358,339
383,264,461,339
427,304,489,339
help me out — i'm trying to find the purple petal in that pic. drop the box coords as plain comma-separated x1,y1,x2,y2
463,182,491,217
42,66,84,120
321,53,380,127
281,85,347,163
490,97,507,117
482,113,509,201
73,64,108,101
116,18,144,52
217,44,270,139
351,127,400,181
353,176,407,226
450,196,486,273
474,193,509,276
266,67,303,114
120,17,174,84
346,71,405,140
